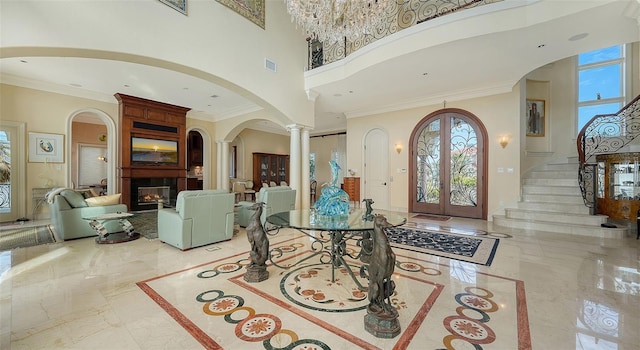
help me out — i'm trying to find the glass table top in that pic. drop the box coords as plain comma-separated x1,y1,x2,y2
266,209,407,231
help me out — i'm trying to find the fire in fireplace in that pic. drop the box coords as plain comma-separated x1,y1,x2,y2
130,178,178,211
138,186,170,207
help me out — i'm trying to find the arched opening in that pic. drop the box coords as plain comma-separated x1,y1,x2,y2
409,108,488,219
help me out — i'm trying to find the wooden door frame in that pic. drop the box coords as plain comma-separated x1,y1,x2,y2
408,108,488,220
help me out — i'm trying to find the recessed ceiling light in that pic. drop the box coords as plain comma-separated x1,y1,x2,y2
210,94,219,98
569,33,589,42
422,72,428,76
70,83,82,87
124,84,130,88
19,59,28,63
537,44,545,48
183,87,189,90
348,90,353,93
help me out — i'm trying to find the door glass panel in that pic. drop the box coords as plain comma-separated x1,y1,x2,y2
0,131,10,213
416,119,440,204
449,117,478,206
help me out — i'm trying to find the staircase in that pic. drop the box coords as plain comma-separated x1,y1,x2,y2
493,160,627,239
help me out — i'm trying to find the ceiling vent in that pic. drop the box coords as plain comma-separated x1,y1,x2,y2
265,58,277,73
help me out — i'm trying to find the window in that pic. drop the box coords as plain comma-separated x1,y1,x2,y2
577,45,627,132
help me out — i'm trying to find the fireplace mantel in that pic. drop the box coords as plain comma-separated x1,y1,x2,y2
116,93,191,210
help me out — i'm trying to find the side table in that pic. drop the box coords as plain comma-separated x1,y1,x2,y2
83,212,141,244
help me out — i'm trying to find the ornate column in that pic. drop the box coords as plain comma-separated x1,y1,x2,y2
301,127,311,209
221,141,230,191
216,141,223,189
287,124,301,208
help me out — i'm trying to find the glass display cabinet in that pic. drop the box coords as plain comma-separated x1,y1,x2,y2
596,152,640,220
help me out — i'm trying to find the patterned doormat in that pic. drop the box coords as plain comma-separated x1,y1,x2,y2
385,226,499,266
412,214,451,221
0,225,56,251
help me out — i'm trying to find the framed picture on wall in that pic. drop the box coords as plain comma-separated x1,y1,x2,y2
28,132,64,163
526,99,545,137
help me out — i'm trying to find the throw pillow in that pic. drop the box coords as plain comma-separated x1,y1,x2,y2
60,189,88,208
85,193,122,207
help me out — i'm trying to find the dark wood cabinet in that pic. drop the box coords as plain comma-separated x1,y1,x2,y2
187,131,203,168
343,177,360,202
253,153,289,190
187,177,203,190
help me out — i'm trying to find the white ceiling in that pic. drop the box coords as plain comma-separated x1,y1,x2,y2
1,1,638,135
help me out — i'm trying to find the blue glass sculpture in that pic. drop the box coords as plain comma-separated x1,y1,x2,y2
314,160,350,217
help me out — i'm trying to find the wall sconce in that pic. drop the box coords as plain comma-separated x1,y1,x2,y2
395,144,402,154
498,134,511,148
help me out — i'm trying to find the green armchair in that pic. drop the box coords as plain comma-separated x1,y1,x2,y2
158,189,234,250
237,186,296,227
48,189,128,241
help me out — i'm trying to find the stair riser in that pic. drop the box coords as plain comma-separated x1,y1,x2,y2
504,209,606,225
522,194,585,204
517,202,590,214
528,171,577,179
523,178,579,186
492,216,625,239
521,186,581,195
539,164,579,171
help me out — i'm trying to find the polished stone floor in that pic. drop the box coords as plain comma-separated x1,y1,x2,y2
0,215,638,349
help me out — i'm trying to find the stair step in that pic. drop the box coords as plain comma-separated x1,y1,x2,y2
492,215,627,239
504,208,606,225
522,193,585,204
523,178,579,186
517,201,590,214
521,184,582,195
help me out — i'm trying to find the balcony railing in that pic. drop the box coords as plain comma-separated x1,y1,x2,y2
577,95,640,212
307,0,502,70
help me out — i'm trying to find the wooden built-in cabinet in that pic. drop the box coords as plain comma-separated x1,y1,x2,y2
253,153,289,191
187,131,203,168
115,93,190,209
343,177,360,202
596,152,640,220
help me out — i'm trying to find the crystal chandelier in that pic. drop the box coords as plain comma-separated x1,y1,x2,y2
285,0,389,44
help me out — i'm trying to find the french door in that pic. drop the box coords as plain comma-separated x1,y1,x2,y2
409,109,487,219
0,122,26,222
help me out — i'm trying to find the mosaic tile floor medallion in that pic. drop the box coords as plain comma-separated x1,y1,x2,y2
138,230,531,349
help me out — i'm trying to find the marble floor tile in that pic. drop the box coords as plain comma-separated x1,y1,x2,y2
1,215,639,349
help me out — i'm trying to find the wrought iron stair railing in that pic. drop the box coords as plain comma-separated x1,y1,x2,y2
577,95,640,213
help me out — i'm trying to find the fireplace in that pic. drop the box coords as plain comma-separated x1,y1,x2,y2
130,178,177,211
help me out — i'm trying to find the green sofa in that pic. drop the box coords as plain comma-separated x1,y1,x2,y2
158,189,234,250
49,189,128,241
237,186,296,227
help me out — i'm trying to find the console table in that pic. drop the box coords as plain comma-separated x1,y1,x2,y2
266,209,406,290
32,187,52,220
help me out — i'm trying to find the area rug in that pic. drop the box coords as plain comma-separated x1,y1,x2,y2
412,214,451,221
0,225,56,251
385,226,499,266
128,210,158,240
137,229,530,349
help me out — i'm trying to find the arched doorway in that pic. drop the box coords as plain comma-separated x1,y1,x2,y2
409,108,488,219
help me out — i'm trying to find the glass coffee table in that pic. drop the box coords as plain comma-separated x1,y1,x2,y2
266,208,407,290
83,212,141,244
